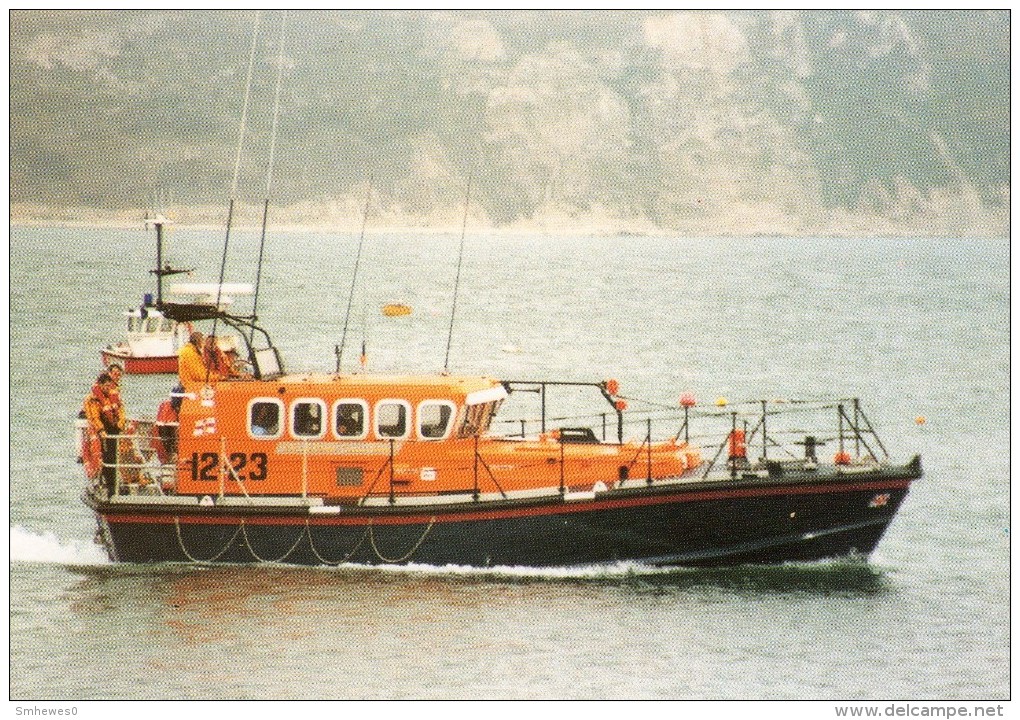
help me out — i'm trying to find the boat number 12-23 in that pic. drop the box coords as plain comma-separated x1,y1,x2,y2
190,452,269,482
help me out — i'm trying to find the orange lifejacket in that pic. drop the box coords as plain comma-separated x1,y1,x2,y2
84,385,124,434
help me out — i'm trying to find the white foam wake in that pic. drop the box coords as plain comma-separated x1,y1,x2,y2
341,559,671,579
9,525,109,565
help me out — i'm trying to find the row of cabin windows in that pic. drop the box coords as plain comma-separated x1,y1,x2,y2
247,398,491,441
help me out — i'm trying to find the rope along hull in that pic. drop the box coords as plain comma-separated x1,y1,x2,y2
86,469,917,568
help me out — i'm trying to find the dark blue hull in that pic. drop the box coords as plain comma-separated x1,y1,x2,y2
86,461,920,568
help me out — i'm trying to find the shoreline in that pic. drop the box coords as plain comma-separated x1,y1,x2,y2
9,204,1008,240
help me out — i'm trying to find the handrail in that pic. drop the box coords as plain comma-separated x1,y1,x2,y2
98,428,173,496
496,401,890,443
502,380,624,443
358,450,394,505
221,436,254,503
93,396,893,502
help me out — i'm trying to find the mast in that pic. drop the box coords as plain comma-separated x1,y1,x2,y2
144,213,190,307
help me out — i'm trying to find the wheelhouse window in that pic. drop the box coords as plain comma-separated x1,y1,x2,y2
457,400,503,438
375,400,410,439
418,400,456,440
334,399,368,439
249,399,283,438
291,399,327,439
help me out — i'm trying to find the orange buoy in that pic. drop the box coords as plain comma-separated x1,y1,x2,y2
382,304,412,317
679,392,696,408
834,451,852,465
614,400,627,412
915,416,927,425
605,379,620,396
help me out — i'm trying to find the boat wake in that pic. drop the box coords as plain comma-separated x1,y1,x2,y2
9,526,109,566
623,559,890,596
365,559,677,580
306,557,888,595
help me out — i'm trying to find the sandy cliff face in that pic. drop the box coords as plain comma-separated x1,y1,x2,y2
9,10,1009,237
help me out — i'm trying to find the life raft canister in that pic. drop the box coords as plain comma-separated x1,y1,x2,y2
728,429,747,459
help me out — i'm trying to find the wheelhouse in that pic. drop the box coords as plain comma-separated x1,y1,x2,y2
171,373,511,499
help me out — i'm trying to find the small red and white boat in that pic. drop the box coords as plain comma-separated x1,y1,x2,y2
100,305,191,374
100,215,248,374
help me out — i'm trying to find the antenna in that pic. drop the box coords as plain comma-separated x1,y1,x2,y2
443,173,473,374
211,10,262,348
230,11,262,200
337,177,374,373
249,10,288,347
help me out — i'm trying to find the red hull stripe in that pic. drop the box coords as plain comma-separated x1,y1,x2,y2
104,477,914,527
101,350,178,374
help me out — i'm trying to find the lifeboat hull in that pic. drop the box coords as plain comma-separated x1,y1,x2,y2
101,347,178,375
84,461,920,568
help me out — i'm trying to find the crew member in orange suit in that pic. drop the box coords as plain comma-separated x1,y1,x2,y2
83,372,126,494
178,331,220,389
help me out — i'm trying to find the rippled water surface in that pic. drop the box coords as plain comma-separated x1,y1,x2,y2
9,226,1009,700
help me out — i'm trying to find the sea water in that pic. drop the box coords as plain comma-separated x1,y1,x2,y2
8,226,1009,700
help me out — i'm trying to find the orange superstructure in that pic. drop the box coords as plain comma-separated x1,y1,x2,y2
173,373,701,501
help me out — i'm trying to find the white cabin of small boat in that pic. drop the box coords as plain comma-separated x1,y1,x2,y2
118,305,190,357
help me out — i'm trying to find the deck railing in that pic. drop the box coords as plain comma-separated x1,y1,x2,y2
90,420,177,497
90,397,890,500
493,396,889,470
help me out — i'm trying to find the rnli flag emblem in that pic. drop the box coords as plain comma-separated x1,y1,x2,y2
869,493,890,508
193,418,217,436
